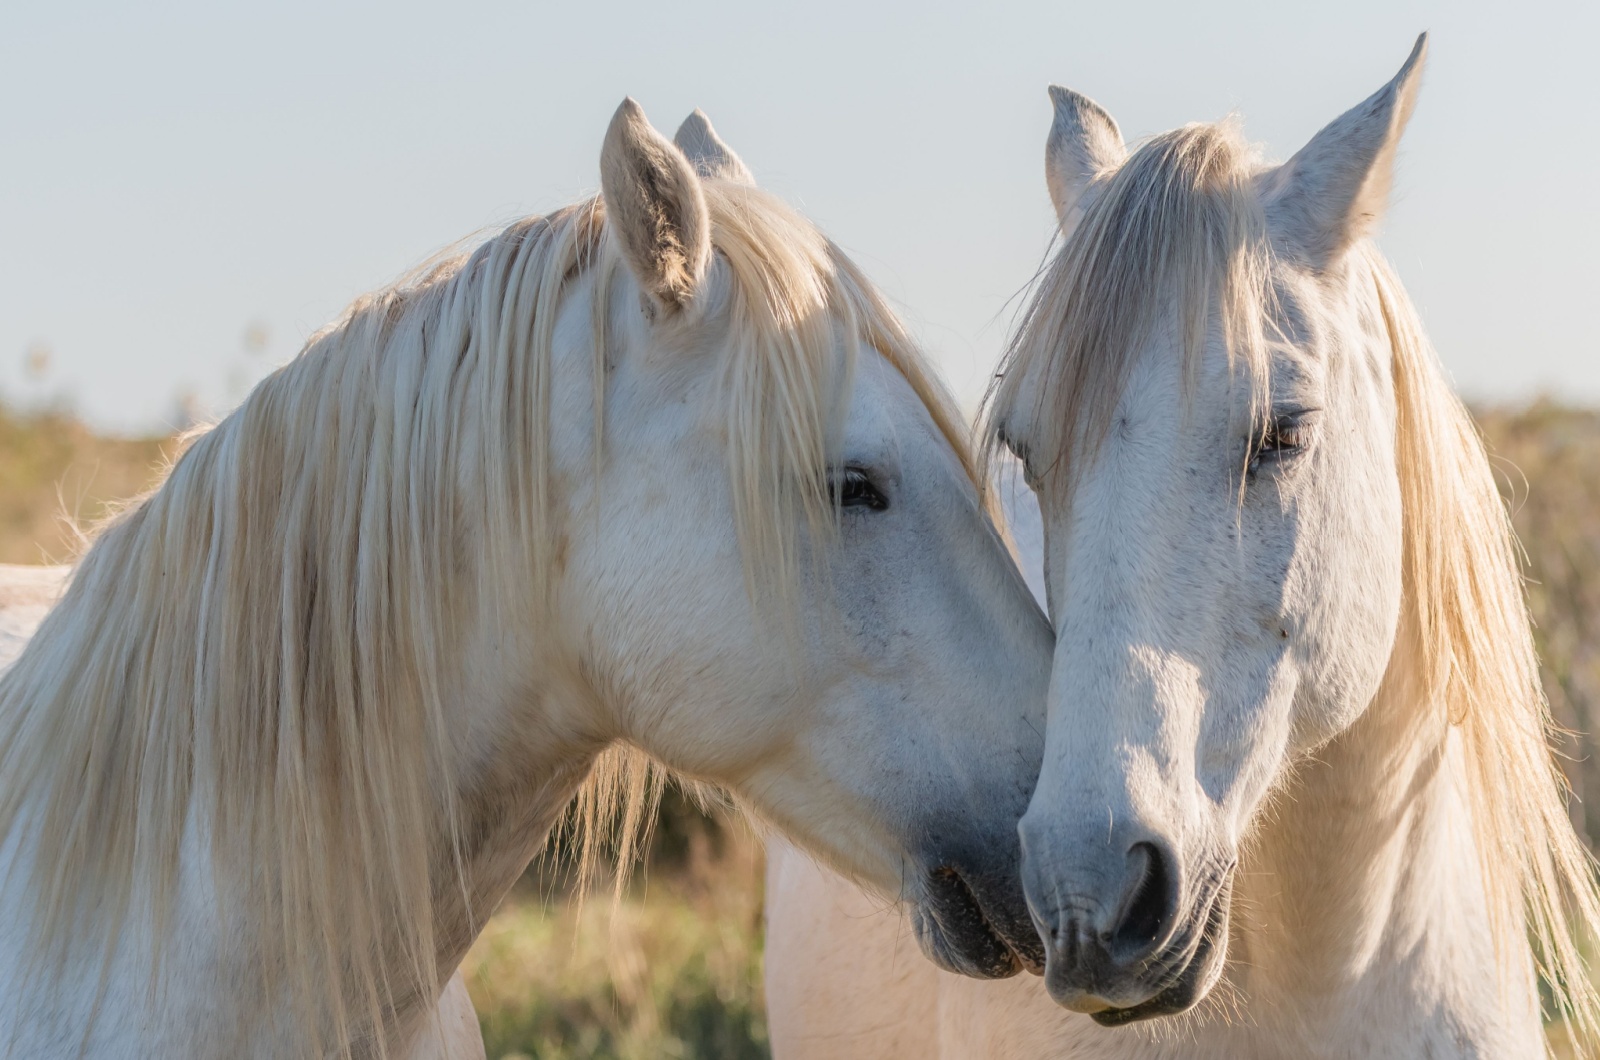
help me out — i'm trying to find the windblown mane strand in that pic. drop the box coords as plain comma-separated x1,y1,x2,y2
0,182,972,1056
0,205,601,1054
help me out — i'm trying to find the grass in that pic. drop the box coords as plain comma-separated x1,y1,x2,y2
4,398,1600,1056
463,805,769,1060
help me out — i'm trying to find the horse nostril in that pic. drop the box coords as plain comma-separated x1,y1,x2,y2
1111,841,1173,958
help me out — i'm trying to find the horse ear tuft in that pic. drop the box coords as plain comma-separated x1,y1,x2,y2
1261,34,1428,268
600,98,712,312
1045,86,1126,235
674,109,756,186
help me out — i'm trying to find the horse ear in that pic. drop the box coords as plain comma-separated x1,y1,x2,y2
673,109,756,186
1262,34,1427,268
1045,86,1126,234
600,98,712,312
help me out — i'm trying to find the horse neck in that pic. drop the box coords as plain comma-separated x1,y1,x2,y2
177,610,600,1055
313,585,610,1043
427,629,605,936
2,439,606,1053
1223,632,1541,1049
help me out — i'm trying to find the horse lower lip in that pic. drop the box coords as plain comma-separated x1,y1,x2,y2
1083,874,1233,1025
1059,994,1111,1015
918,867,1027,979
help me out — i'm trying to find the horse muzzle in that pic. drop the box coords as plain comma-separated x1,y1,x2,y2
911,859,1048,980
1029,840,1235,1023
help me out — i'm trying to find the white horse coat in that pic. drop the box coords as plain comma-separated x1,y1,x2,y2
1,567,485,1060
767,36,1600,1058
0,103,1052,1057
765,482,1062,1060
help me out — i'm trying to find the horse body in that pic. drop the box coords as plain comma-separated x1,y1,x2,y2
0,566,486,1059
768,37,1591,1058
0,103,1052,1056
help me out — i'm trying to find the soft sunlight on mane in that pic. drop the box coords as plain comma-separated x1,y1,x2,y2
986,122,1273,491
1374,250,1600,1045
0,178,973,1057
986,117,1600,1046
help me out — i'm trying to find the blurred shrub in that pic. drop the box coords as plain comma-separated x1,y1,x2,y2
0,405,172,564
1477,402,1600,845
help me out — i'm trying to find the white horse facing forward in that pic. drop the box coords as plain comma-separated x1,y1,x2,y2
0,102,1053,1057
767,36,1600,1058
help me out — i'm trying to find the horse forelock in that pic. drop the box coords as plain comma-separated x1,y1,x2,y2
0,180,964,1054
984,120,1274,493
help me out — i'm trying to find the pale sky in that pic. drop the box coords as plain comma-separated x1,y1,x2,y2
1,0,1594,433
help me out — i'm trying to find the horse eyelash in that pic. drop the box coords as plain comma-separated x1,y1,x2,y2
1248,410,1321,474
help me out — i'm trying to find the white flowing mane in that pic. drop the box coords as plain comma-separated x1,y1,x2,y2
0,180,973,1054
987,120,1600,1040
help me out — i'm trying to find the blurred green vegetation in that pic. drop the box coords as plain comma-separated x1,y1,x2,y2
1477,403,1600,845
465,791,769,1060
4,398,1600,1057
0,405,174,564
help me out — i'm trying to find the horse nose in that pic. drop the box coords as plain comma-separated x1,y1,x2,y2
1104,840,1174,960
1031,838,1178,1002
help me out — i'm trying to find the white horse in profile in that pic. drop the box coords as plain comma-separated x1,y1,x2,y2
766,35,1600,1057
0,101,1054,1058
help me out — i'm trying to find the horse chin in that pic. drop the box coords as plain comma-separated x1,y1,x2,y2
1088,876,1233,1027
912,866,1047,980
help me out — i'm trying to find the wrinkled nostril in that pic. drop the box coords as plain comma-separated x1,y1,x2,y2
1110,841,1173,960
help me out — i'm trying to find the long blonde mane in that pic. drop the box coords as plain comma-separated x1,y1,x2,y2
0,180,973,1056
987,121,1600,1047
1377,253,1600,1046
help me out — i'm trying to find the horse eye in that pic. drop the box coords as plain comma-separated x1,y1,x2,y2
996,426,1042,488
830,467,889,511
1265,419,1311,451
1248,412,1318,474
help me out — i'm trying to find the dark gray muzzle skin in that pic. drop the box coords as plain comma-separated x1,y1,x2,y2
913,836,1049,979
1080,874,1230,1026
1022,816,1234,1022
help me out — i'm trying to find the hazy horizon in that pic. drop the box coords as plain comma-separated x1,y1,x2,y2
3,0,1595,433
